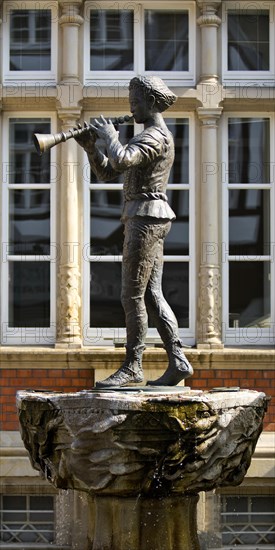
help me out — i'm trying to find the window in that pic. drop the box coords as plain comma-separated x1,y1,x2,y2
0,494,55,544
84,2,195,86
1,116,56,345
3,1,58,83
83,116,195,347
222,2,275,85
222,115,275,346
221,495,275,546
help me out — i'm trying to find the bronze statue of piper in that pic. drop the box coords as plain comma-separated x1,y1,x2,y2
75,76,193,387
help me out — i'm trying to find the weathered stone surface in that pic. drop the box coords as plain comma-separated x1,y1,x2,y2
16,388,268,497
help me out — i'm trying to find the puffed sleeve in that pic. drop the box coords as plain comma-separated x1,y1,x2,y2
104,130,164,172
86,146,121,182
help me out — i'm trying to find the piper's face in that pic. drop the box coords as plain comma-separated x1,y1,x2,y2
129,90,153,124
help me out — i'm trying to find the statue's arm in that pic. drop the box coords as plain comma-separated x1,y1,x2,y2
74,124,120,182
106,136,160,171
86,146,121,182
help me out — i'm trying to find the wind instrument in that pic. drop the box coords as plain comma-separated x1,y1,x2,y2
33,115,133,155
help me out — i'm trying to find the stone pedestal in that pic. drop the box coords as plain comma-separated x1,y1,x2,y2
16,387,269,550
88,494,199,550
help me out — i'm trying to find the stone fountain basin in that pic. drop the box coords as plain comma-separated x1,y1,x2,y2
16,387,268,497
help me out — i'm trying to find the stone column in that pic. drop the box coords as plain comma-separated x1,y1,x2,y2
196,1,223,348
197,1,222,82
59,0,84,82
197,108,223,348
56,1,83,347
56,109,82,348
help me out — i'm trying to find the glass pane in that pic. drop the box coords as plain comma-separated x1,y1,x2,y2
251,496,275,524
90,262,124,327
10,10,51,71
228,11,269,71
228,118,270,184
9,262,50,327
229,262,270,327
166,119,189,184
9,190,50,255
164,191,189,255
9,119,51,184
229,190,270,255
29,496,54,521
90,262,189,329
2,496,26,521
162,262,189,328
90,190,124,256
145,11,188,71
90,121,134,184
90,10,133,70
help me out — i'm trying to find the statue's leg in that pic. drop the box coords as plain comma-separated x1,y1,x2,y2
144,226,193,386
96,218,160,388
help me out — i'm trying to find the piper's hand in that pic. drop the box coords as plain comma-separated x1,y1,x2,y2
90,115,118,141
74,121,97,152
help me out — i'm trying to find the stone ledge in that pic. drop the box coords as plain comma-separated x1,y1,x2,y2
0,346,275,370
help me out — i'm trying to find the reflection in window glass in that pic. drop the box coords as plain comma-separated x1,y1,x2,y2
90,10,133,70
90,262,124,327
9,262,50,327
90,262,189,329
165,191,189,255
228,118,270,184
166,119,189,184
145,11,188,71
229,189,270,256
10,10,51,71
229,262,270,327
9,119,51,184
162,262,189,328
228,11,269,71
90,190,124,256
9,190,51,255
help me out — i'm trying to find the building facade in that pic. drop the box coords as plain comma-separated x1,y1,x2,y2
0,0,274,548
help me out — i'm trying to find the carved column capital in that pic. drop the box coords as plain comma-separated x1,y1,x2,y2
197,1,222,13
57,108,82,129
59,1,84,27
197,1,222,28
197,107,223,127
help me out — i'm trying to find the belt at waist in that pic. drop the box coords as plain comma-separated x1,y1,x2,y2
126,192,168,202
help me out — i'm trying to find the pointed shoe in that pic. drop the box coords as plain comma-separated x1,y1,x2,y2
146,359,193,387
95,365,144,388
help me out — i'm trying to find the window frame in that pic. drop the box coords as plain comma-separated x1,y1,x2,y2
1,112,57,346
82,112,196,347
83,1,196,87
222,1,275,86
221,112,275,346
220,492,275,548
2,1,58,84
